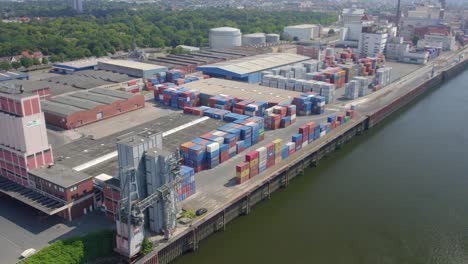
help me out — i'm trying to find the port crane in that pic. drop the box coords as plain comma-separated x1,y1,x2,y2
116,151,183,258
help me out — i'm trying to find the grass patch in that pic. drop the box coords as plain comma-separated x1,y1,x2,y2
181,210,196,219
24,230,115,264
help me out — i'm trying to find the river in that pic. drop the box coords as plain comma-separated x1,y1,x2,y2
175,70,468,264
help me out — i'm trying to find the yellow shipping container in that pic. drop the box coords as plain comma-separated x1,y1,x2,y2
236,169,249,178
249,158,258,167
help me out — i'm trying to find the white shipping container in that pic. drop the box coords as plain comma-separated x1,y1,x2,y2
206,142,219,152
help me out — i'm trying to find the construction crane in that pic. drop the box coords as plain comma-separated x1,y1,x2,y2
115,151,183,258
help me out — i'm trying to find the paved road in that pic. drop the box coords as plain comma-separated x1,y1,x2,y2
0,195,112,264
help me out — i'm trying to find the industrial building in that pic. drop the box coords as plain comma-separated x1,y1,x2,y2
359,25,389,57
97,60,168,79
1,69,141,97
52,58,102,74
209,27,242,49
196,53,310,83
283,24,320,41
0,71,29,82
0,86,94,222
41,88,145,129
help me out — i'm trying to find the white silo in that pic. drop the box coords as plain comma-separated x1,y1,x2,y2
209,27,242,49
242,33,266,46
266,33,280,43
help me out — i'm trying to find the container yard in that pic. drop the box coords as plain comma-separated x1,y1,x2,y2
0,39,466,264
133,49,467,264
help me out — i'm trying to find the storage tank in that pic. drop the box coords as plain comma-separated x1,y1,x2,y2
266,33,280,43
209,27,242,49
242,33,266,46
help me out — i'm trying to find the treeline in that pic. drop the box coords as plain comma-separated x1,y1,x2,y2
0,9,337,62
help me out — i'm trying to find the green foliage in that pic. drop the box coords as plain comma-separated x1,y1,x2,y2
42,57,49,64
33,58,41,65
11,61,21,69
20,57,33,68
412,36,420,46
23,230,115,264
328,29,335,36
0,62,12,70
181,210,196,219
170,46,191,55
141,238,153,255
0,9,337,61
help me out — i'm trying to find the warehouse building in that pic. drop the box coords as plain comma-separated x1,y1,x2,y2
52,58,103,74
97,60,168,79
196,53,310,83
283,24,320,41
41,88,145,129
0,71,29,81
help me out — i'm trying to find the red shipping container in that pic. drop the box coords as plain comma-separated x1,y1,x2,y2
233,108,244,114
249,166,259,178
245,151,259,161
236,162,249,172
258,134,265,142
288,149,295,155
266,157,275,168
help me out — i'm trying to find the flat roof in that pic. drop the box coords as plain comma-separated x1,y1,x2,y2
196,53,310,76
29,164,93,188
0,177,66,215
53,58,107,70
182,78,302,103
98,60,166,71
0,71,29,81
285,24,318,29
52,113,224,177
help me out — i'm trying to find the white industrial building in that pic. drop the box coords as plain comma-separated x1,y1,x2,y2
321,26,348,41
386,37,430,64
422,33,455,51
359,29,388,57
209,27,242,49
283,24,320,41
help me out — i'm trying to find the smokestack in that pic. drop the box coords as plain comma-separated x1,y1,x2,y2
396,0,401,36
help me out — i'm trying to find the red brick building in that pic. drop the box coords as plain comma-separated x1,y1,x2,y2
41,88,145,129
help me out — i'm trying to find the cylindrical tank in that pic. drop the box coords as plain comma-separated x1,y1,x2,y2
209,27,242,49
266,33,280,43
242,33,266,46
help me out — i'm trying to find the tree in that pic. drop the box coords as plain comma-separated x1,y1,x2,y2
42,57,49,64
412,36,420,46
328,29,335,36
11,61,21,69
20,57,33,68
0,62,12,71
49,55,60,62
141,238,152,255
33,58,41,66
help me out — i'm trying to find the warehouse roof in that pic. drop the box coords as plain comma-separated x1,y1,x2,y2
69,91,122,105
98,60,166,71
89,87,133,100
0,71,29,81
196,53,310,76
50,95,102,110
284,24,318,29
53,58,107,70
41,100,84,117
29,164,93,188
182,78,302,103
